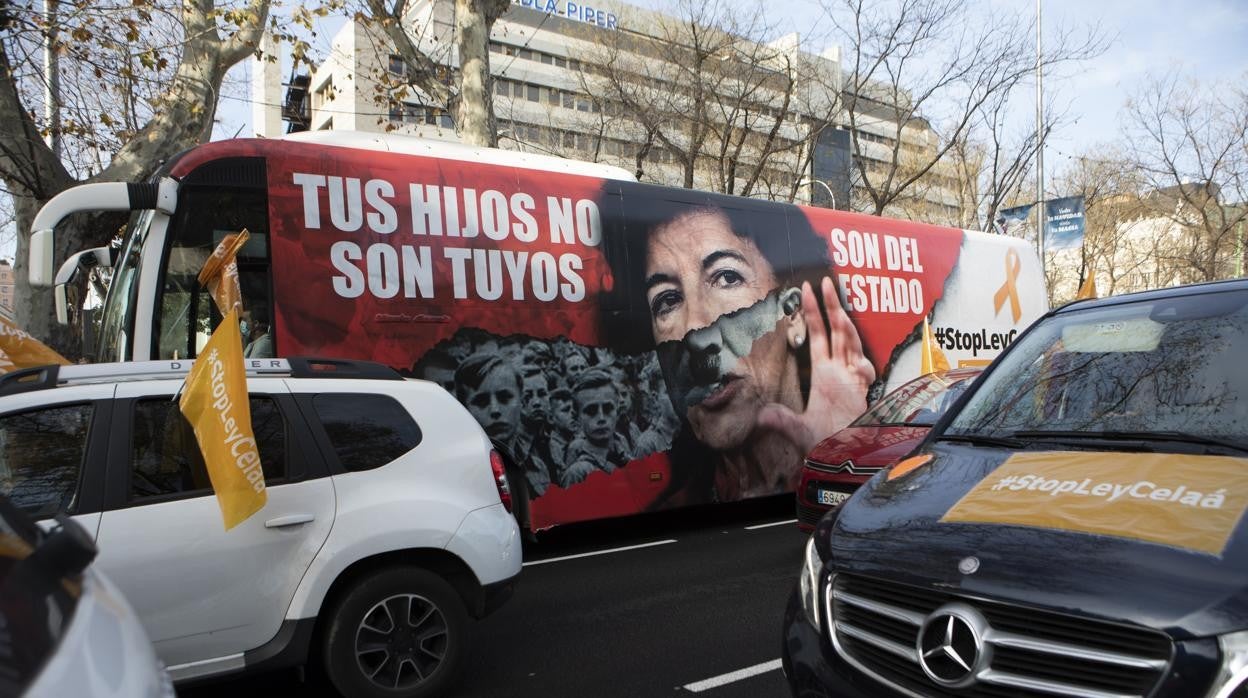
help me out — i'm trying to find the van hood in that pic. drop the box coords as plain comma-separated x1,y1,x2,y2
830,442,1248,638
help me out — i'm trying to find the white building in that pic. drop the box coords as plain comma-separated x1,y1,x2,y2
253,0,960,218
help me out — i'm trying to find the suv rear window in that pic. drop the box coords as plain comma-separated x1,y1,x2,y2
312,394,422,472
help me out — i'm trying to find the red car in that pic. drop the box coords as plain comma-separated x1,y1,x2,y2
796,367,983,531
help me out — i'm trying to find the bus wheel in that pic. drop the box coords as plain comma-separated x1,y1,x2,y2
322,567,470,698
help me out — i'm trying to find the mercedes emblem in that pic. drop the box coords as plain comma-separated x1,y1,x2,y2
916,604,990,688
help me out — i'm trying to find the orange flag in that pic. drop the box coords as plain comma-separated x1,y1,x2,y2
921,317,950,375
0,315,71,372
1076,273,1098,300
198,230,250,316
178,309,266,530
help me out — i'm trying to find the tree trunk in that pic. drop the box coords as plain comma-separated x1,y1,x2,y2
452,0,509,147
0,0,269,351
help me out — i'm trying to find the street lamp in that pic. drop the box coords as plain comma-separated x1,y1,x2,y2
798,178,837,210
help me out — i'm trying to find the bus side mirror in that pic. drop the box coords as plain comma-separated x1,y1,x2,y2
52,247,113,325
29,229,54,286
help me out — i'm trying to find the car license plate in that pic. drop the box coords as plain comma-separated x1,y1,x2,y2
817,489,850,507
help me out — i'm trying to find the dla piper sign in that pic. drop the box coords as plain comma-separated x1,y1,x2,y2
512,0,619,29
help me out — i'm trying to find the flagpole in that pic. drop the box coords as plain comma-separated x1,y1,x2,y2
1035,0,1045,272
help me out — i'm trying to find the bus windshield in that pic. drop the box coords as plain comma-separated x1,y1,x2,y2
96,210,152,362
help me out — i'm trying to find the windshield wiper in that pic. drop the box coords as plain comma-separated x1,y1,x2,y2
1011,430,1248,454
936,433,1029,449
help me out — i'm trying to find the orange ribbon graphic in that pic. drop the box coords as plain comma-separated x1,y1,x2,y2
993,248,1022,323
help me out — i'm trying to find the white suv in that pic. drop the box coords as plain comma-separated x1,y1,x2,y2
0,357,521,698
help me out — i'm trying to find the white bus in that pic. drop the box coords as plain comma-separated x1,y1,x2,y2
29,132,1047,531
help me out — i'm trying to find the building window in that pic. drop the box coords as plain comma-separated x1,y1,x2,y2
541,54,554,65
494,79,508,96
527,84,539,102
547,88,559,106
562,92,574,109
555,57,566,69
388,54,405,76
440,113,454,129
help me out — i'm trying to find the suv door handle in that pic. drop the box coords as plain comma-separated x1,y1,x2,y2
265,514,315,528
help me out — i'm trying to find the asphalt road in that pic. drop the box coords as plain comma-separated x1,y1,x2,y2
182,496,808,698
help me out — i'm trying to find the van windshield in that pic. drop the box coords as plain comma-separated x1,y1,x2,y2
946,289,1248,448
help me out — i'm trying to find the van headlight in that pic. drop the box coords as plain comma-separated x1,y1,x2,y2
799,536,824,631
1209,630,1248,698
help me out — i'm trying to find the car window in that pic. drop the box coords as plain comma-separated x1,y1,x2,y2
311,394,422,472
130,397,287,500
0,495,77,697
0,404,93,518
853,374,977,427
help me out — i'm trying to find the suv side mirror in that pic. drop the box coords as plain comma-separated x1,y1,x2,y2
28,514,98,579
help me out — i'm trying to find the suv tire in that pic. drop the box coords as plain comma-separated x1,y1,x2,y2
323,567,470,698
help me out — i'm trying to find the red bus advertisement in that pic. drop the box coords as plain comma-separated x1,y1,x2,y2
29,132,1048,531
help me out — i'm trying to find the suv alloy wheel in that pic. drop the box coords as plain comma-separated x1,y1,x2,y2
323,567,470,698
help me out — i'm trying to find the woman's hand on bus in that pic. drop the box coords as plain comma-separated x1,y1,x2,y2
758,277,875,457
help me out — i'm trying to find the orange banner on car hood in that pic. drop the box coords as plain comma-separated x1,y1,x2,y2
942,451,1248,555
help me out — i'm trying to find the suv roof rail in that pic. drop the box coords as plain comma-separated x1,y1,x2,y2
0,365,63,396
0,357,402,397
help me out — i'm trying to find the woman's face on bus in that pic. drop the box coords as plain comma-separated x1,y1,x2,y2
464,366,521,444
644,209,799,449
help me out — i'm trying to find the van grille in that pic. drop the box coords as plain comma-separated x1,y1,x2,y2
829,574,1172,698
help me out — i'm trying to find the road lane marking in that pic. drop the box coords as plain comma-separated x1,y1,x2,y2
744,519,797,530
522,539,678,566
682,659,783,692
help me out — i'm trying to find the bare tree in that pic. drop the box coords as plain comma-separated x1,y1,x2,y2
357,0,510,146
568,0,842,198
1046,149,1156,301
1124,72,1248,283
1,0,270,351
822,0,1103,219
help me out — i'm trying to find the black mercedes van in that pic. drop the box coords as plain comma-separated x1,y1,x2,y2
783,279,1248,698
